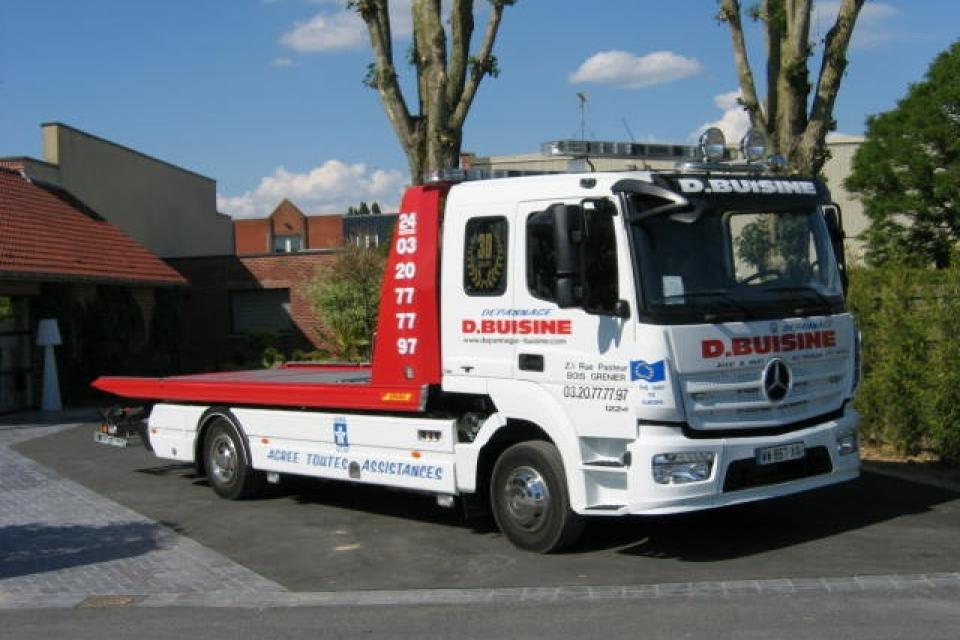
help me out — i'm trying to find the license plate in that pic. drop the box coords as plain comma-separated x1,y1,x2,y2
755,441,805,465
94,431,129,448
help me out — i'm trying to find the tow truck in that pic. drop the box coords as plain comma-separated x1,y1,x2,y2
95,128,860,552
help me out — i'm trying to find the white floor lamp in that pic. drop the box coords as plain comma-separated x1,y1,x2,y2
37,318,62,412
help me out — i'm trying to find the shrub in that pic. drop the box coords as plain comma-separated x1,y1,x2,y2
848,259,960,464
923,265,960,464
303,244,385,362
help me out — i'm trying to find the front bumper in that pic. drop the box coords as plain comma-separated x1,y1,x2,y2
580,405,860,515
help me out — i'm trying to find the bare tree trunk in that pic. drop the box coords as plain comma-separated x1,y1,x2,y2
405,122,427,186
353,0,514,185
719,0,864,175
776,0,812,167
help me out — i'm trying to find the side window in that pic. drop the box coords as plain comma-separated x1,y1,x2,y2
526,199,619,313
527,209,557,301
463,216,508,296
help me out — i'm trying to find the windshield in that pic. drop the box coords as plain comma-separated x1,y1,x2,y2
629,199,844,323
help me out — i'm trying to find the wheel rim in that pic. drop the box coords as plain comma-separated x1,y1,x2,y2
210,433,238,484
503,465,551,532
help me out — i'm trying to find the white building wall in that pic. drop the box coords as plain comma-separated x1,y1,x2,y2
41,123,233,258
821,135,867,261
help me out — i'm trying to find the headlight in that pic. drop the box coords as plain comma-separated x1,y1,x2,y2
652,451,715,485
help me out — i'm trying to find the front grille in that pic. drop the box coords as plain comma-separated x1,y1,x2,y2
722,446,832,492
681,355,849,431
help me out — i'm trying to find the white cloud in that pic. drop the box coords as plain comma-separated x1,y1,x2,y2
569,50,702,89
813,1,900,49
280,11,367,52
217,161,406,219
272,56,294,67
695,90,752,142
280,0,413,53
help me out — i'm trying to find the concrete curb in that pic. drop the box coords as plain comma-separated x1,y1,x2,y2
2,572,959,610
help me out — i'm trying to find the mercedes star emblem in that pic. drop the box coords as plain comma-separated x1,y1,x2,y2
762,358,792,402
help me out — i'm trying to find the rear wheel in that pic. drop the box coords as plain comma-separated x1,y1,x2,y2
204,418,266,500
490,441,584,553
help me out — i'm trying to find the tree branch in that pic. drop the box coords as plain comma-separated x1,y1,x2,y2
446,0,474,112
358,0,415,149
450,0,508,131
774,0,812,163
763,0,783,141
719,0,768,135
802,0,864,172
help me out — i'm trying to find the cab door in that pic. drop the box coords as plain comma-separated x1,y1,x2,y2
440,205,516,387
511,197,638,440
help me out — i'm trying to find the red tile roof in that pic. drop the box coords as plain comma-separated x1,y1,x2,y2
0,169,186,286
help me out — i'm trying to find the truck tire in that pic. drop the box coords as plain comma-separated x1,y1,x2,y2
490,441,585,553
203,418,266,500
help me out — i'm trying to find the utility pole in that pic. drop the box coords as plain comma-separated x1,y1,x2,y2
576,92,588,141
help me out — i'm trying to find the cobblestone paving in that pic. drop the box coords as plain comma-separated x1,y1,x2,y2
0,421,286,608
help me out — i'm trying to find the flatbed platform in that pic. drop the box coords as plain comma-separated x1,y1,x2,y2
92,362,427,412
93,185,446,416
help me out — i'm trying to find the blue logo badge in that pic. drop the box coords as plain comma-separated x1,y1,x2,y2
630,360,666,382
333,418,349,451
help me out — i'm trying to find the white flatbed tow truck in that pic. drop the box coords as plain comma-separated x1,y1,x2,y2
96,128,860,552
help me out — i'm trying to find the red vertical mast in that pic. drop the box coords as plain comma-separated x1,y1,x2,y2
370,184,449,389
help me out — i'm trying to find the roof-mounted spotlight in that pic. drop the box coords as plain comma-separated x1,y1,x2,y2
741,129,768,163
699,127,726,163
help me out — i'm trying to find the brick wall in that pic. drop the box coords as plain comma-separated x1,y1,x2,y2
0,158,25,172
233,219,270,254
233,206,344,255
168,252,336,372
306,215,343,249
270,200,306,237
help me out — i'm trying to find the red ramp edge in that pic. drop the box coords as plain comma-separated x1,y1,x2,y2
92,375,425,412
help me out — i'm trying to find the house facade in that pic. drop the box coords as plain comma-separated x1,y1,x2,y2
0,166,186,410
234,199,343,255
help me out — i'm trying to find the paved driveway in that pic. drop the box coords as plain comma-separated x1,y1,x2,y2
10,422,960,593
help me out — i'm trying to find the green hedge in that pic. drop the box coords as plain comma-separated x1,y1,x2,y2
848,262,960,464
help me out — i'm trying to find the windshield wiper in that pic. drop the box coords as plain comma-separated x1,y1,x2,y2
653,290,755,321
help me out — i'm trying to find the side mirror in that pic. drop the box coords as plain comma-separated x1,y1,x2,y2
550,203,584,308
822,203,848,292
822,204,844,245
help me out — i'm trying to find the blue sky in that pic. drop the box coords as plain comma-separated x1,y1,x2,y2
0,1,956,217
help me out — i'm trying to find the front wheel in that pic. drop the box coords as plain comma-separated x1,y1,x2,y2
204,418,266,500
490,441,585,553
